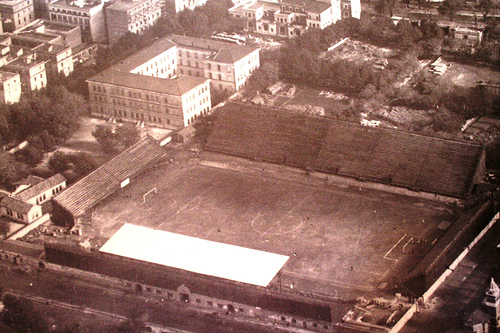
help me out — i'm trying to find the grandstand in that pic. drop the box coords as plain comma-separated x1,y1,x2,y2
52,136,168,227
206,103,485,199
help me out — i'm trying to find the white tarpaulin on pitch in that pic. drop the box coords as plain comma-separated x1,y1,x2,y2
99,223,289,287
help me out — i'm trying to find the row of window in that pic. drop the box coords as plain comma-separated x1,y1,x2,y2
52,185,64,196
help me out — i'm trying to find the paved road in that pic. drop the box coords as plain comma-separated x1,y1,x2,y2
400,219,500,333
0,262,287,333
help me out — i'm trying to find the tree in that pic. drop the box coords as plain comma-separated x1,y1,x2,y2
375,0,398,17
48,151,98,183
178,10,211,37
438,0,464,20
477,0,499,22
0,152,28,188
92,124,140,155
1,294,49,333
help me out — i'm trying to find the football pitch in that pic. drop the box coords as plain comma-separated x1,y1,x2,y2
90,154,455,297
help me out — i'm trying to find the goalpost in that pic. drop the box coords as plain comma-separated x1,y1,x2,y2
143,187,157,204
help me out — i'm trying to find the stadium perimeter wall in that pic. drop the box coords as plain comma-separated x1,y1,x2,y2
402,200,496,296
44,242,338,330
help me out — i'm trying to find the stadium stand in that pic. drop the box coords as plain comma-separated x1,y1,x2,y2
206,103,485,199
52,136,168,227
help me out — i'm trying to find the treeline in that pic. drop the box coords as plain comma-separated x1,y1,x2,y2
267,16,499,137
0,86,86,188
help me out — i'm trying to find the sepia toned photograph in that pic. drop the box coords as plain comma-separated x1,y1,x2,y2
0,0,499,331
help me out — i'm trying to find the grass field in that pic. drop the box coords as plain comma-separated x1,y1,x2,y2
90,154,455,297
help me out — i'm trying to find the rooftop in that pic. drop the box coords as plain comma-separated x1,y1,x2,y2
100,223,289,287
53,136,167,217
15,173,66,202
168,35,259,64
87,69,208,96
0,70,19,83
112,38,176,72
0,196,35,214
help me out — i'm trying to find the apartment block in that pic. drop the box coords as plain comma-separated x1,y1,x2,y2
0,0,35,32
106,0,162,45
4,53,47,91
169,35,260,93
47,0,106,43
87,38,211,129
229,0,347,38
10,33,73,77
0,70,21,103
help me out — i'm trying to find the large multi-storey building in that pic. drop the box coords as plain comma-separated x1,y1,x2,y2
169,35,260,93
106,0,162,45
0,70,21,103
229,0,354,38
0,0,35,32
47,0,106,43
87,38,211,129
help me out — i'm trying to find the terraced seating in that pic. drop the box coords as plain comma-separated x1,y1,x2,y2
206,102,484,198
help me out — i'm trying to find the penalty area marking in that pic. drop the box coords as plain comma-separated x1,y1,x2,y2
383,234,406,261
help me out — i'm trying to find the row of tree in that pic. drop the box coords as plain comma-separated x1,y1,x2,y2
246,17,499,138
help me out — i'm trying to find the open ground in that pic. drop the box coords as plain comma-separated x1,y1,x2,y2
89,152,455,298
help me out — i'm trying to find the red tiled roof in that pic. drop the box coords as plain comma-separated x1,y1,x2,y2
206,103,484,198
53,136,167,217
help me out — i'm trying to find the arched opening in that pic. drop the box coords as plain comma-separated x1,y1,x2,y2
227,304,235,313
180,293,190,303
136,284,143,294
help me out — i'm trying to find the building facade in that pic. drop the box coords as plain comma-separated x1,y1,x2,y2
0,0,35,32
106,0,162,45
4,53,47,91
14,173,66,206
340,0,360,19
0,196,42,223
47,0,106,43
229,0,343,38
87,38,211,129
0,70,21,103
169,35,260,93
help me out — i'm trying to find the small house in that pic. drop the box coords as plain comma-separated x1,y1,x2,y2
0,196,42,224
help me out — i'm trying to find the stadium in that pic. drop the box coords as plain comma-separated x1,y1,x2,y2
47,102,496,331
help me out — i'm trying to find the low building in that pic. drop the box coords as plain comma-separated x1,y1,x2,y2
0,0,35,32
31,20,83,48
33,42,73,76
169,34,260,93
9,34,73,77
0,196,42,223
87,38,211,129
3,52,47,91
52,136,167,227
47,0,106,43
105,0,162,45
14,173,66,206
228,0,345,38
0,70,21,103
